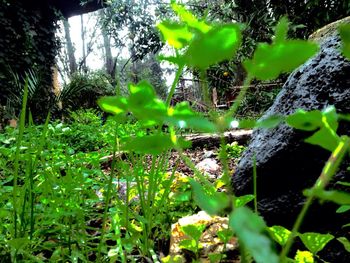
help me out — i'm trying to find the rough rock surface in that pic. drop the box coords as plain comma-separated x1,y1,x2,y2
233,29,350,261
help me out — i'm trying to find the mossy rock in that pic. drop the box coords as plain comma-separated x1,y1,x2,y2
309,16,350,43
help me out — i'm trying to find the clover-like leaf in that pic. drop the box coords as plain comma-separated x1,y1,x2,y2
268,225,292,246
157,21,193,49
299,232,334,254
171,3,211,33
286,109,322,131
98,96,128,115
185,24,242,70
244,40,319,80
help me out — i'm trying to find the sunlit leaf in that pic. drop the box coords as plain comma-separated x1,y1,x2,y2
171,3,211,33
336,205,350,213
121,134,174,154
305,126,340,152
304,189,350,205
190,179,229,215
98,96,128,115
294,250,314,263
234,194,255,208
158,55,186,66
185,24,242,70
339,24,350,59
274,16,289,43
157,21,193,49
337,237,350,253
217,228,234,243
229,207,279,263
244,40,319,80
299,232,334,254
179,239,197,253
286,109,322,131
268,225,292,246
168,102,217,132
181,224,206,241
287,106,340,152
256,115,284,129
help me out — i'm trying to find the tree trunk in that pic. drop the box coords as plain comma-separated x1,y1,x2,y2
63,18,77,76
80,14,87,73
99,9,115,79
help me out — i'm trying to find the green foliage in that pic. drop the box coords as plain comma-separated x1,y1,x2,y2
0,0,59,120
229,207,279,263
244,17,319,80
225,142,246,159
2,2,350,262
339,24,350,59
299,232,334,254
58,71,115,113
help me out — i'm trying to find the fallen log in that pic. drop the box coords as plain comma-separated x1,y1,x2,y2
184,129,252,149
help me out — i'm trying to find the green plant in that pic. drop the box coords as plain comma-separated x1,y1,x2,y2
98,3,350,262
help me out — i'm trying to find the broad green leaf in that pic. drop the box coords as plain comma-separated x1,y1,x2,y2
304,189,350,205
185,24,241,70
337,237,350,253
181,224,206,241
98,96,128,115
128,81,168,124
336,205,350,213
168,102,217,132
299,232,334,254
158,55,186,66
244,40,319,80
121,134,174,154
339,24,350,59
268,225,291,246
255,115,284,129
171,3,211,33
229,207,279,263
179,239,197,253
294,250,314,263
234,194,255,208
238,118,256,129
190,179,229,215
305,126,340,152
217,228,234,243
157,21,193,49
274,17,289,43
208,253,222,263
286,109,322,131
287,106,340,151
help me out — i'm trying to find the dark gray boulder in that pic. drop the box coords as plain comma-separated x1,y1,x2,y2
233,34,350,260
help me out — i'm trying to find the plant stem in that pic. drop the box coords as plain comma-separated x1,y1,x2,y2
97,134,119,260
225,75,253,119
253,153,258,214
280,136,350,261
166,64,184,107
13,78,29,238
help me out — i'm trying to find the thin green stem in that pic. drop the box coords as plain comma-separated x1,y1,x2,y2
166,64,184,107
280,136,350,261
225,75,253,119
97,133,119,260
253,153,258,214
199,70,212,110
13,78,29,238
